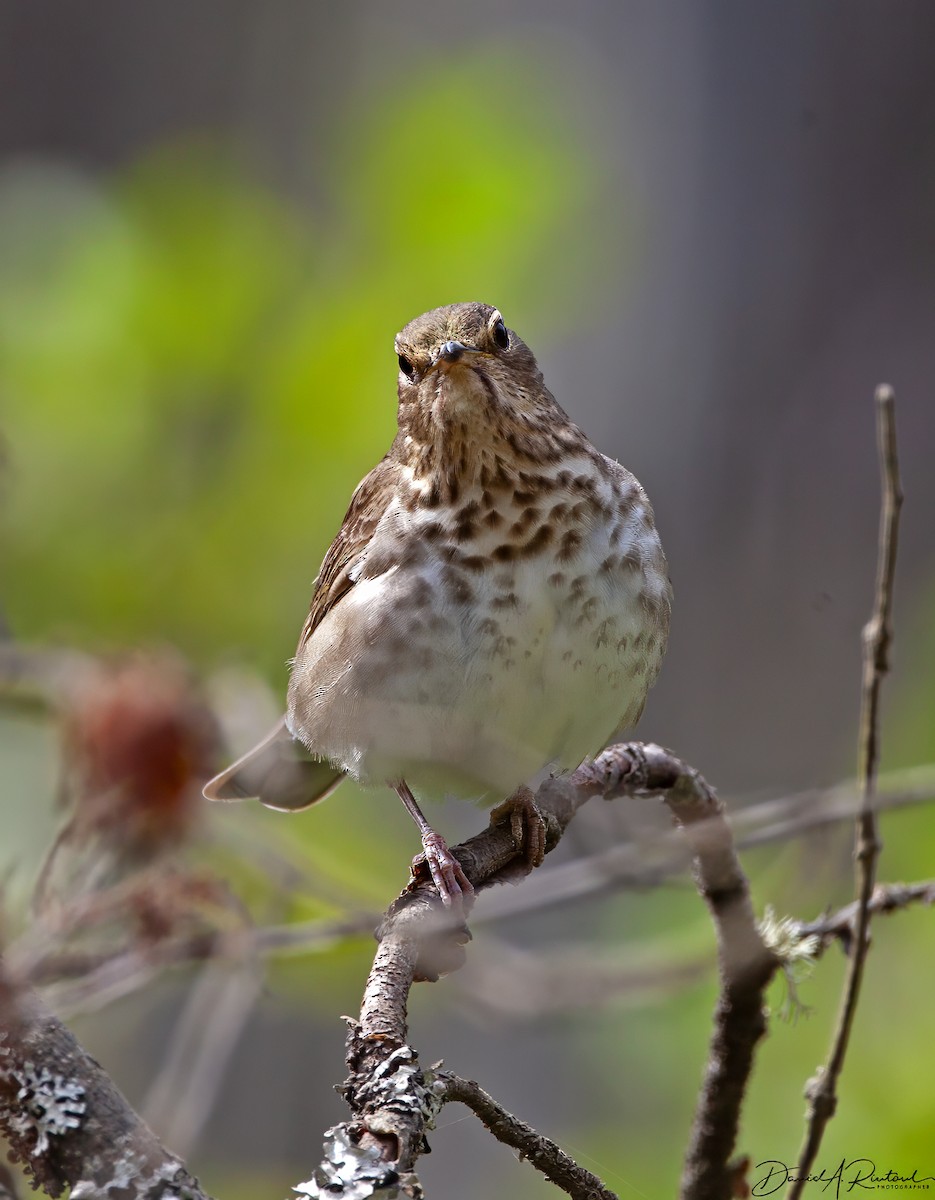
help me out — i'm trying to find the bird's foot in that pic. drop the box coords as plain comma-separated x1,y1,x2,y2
411,829,475,912
489,785,547,874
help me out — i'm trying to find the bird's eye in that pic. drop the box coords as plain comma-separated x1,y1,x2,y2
398,354,415,377
492,317,509,350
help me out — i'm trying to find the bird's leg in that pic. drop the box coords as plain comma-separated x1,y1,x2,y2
489,785,547,872
393,780,475,910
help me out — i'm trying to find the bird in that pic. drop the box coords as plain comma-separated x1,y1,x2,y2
203,302,671,909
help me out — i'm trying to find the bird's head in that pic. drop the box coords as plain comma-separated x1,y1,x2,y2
393,302,549,436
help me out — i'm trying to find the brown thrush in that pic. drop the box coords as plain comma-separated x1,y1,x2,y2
204,303,671,908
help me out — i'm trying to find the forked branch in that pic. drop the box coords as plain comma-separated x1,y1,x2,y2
297,742,776,1200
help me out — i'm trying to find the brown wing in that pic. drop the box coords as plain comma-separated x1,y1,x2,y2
203,460,400,812
297,454,398,652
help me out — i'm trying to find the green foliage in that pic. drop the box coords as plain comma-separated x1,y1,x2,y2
0,47,614,674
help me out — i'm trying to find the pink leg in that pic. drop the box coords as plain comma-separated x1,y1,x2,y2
393,781,475,910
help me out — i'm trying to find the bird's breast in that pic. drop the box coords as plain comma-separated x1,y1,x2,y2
288,457,670,801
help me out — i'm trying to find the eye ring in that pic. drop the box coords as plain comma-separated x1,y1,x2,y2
398,354,415,378
491,317,509,350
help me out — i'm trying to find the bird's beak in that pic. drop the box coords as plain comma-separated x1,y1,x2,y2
431,340,478,370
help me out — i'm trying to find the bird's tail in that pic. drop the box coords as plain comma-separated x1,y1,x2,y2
202,717,345,811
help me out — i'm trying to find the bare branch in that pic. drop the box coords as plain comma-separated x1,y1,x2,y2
26,769,935,1011
4,733,926,1198
142,957,263,1159
14,915,376,1019
797,880,935,957
790,385,903,1195
465,767,935,924
293,742,775,1200
0,965,213,1199
576,745,779,1200
460,875,935,1022
291,750,610,1198
455,932,710,1020
440,1072,618,1200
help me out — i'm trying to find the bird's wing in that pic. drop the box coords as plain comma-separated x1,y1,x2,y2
297,454,398,651
202,716,345,810
203,458,400,812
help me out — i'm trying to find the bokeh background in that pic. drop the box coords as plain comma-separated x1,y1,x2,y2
2,2,935,1196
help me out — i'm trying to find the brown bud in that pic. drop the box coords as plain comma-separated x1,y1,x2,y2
59,652,219,858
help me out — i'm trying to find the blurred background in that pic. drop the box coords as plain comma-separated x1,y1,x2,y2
2,2,934,1196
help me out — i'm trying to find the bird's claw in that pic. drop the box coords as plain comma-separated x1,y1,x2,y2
490,785,547,870
412,830,475,912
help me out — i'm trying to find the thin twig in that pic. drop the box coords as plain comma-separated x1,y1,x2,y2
20,915,375,1018
440,1073,618,1200
460,875,935,1021
455,932,710,1020
789,386,903,1196
796,880,935,956
142,955,264,1158
30,816,78,919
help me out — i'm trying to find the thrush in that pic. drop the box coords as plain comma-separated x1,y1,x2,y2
204,303,671,909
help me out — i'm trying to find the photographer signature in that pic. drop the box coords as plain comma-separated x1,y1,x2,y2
753,1160,934,1197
